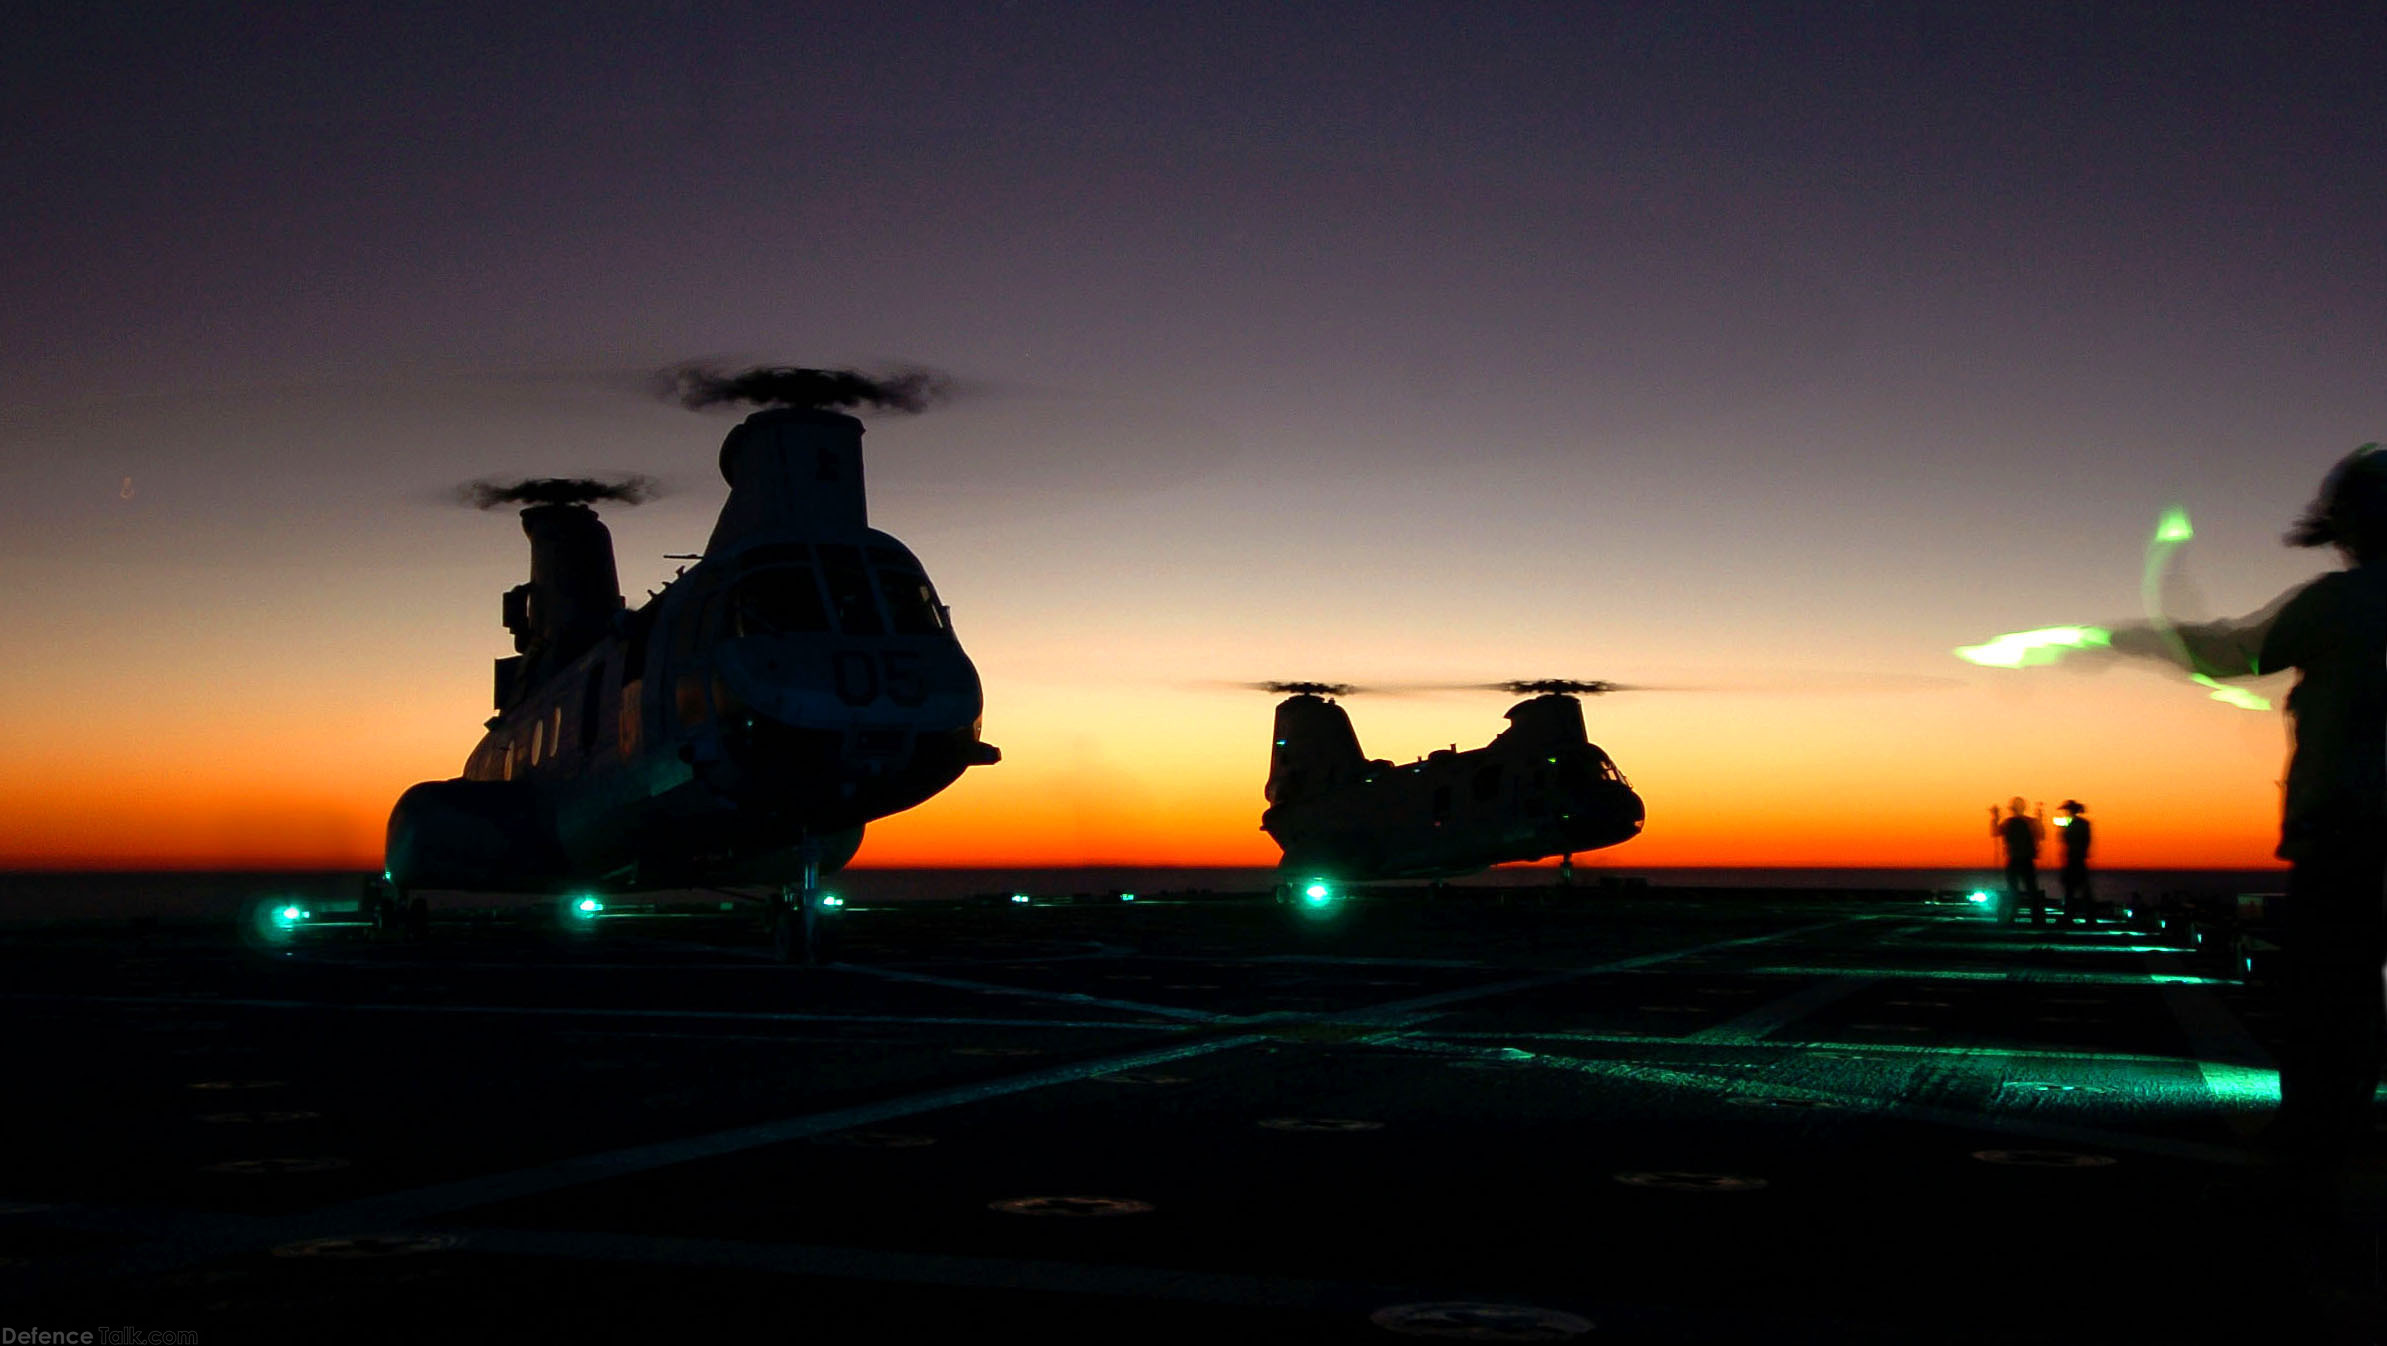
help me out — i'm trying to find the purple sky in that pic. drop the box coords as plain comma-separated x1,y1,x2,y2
5,3,2382,867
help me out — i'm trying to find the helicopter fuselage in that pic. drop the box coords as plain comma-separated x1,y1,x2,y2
384,407,996,896
1261,693,1643,882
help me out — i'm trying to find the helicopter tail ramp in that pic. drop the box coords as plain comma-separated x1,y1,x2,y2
1265,694,1369,807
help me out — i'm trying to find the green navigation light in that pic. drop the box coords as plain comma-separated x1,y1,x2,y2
2154,506,2194,545
276,904,305,924
1010,893,1032,905
1119,892,1136,902
1302,880,1334,906
1955,625,2113,668
1967,891,1991,903
571,896,603,918
819,893,844,909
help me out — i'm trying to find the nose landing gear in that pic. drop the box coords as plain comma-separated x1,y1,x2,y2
771,839,829,964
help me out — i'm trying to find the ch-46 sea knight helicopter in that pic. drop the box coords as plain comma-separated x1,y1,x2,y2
368,366,999,960
1251,679,1647,899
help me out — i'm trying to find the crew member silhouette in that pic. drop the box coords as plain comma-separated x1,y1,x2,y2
2106,445,2387,1164
1991,797,2047,924
2055,800,2093,924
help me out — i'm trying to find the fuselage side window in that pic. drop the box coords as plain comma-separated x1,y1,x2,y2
817,544,886,635
619,679,643,757
877,568,945,634
675,672,709,726
530,717,543,766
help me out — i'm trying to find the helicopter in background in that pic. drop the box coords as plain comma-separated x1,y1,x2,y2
370,367,1000,960
1253,679,1646,897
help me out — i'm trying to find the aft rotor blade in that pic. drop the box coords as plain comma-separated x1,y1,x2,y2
1417,673,1959,696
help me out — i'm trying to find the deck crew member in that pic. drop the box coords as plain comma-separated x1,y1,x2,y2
1992,797,2047,925
2108,445,2387,1163
2055,800,2093,924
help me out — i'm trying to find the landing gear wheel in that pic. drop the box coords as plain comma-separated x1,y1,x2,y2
361,877,396,933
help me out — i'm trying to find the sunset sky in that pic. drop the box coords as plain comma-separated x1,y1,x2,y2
4,3,2380,872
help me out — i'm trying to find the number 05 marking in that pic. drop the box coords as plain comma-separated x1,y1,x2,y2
833,651,929,707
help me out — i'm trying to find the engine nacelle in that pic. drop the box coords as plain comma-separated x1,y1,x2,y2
385,779,568,892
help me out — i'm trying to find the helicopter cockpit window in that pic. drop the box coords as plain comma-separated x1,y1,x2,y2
817,544,885,635
730,566,830,636
876,569,946,634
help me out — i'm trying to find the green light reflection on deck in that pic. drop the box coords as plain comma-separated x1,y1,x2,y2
1748,965,2227,986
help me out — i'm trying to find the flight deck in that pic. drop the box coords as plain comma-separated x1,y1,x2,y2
1,886,2379,1343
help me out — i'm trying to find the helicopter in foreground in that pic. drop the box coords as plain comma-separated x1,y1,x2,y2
1253,679,1646,896
371,367,999,959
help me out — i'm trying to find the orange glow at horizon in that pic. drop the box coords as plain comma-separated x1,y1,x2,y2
0,647,2295,873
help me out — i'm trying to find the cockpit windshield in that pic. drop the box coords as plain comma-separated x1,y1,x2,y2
816,544,885,635
730,565,830,636
877,568,946,634
1558,749,1627,788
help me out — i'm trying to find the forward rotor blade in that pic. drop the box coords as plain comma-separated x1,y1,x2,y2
1204,680,1382,698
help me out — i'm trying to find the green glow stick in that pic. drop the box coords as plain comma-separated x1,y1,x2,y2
1953,504,2272,710
2142,505,2270,712
2193,675,2271,712
1954,625,2112,668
